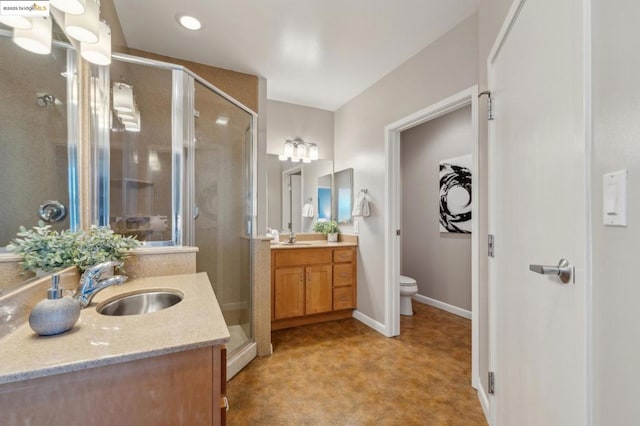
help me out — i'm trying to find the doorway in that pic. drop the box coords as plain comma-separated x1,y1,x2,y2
400,105,474,319
384,86,480,388
282,166,302,232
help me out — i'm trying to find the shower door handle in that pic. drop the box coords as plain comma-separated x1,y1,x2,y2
193,206,200,220
529,258,573,284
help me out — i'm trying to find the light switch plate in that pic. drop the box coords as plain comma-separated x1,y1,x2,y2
603,169,627,226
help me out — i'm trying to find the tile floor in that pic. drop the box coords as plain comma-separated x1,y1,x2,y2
227,302,487,425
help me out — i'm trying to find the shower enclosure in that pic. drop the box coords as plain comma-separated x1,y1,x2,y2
95,53,257,358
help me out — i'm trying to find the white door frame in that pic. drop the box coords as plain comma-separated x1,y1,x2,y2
486,0,593,423
384,85,480,388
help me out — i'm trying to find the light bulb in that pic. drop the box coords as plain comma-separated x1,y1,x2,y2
283,140,294,157
13,16,51,55
81,20,111,65
309,144,319,161
51,0,86,15
113,83,134,113
0,16,32,30
65,0,99,43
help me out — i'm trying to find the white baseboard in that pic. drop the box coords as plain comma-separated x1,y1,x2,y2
413,294,472,320
477,381,491,425
352,310,390,336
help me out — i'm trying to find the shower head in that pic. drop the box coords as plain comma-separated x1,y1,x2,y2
36,94,56,107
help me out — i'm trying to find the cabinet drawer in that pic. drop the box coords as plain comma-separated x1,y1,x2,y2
274,249,332,267
333,286,355,310
333,263,353,287
333,248,353,263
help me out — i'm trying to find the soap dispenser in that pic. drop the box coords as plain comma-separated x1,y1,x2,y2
29,273,81,336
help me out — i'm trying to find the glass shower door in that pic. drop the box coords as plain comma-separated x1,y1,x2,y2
192,80,253,355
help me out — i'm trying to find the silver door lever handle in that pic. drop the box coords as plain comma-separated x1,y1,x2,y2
529,258,573,284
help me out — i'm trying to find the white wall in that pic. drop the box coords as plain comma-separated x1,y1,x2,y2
592,0,640,423
266,100,334,159
334,14,478,325
401,106,473,311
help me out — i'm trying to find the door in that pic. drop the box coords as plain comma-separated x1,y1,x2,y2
488,0,587,424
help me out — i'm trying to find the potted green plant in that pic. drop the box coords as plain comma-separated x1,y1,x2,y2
7,222,140,274
313,220,339,242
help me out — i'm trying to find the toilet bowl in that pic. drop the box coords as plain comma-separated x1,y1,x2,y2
399,275,418,316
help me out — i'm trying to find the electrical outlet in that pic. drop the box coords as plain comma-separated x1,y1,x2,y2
354,218,359,234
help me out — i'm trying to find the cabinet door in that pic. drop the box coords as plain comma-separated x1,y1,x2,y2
305,265,333,315
274,267,305,319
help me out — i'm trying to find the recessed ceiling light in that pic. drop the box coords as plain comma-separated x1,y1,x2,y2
216,117,229,126
177,15,202,31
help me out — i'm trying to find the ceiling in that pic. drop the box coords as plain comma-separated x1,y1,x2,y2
112,0,479,111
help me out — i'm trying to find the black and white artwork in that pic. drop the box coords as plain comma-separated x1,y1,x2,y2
439,155,472,233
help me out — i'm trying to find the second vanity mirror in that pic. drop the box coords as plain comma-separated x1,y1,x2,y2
266,154,333,233
334,168,354,224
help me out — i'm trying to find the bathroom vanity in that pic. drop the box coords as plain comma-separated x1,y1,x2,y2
0,273,230,425
271,236,357,330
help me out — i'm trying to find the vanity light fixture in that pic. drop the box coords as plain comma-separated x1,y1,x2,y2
11,0,112,66
177,14,202,31
80,20,111,65
279,138,319,163
64,0,99,43
12,16,52,55
50,0,86,15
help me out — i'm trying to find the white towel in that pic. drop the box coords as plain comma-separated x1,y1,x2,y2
352,191,370,217
302,202,314,218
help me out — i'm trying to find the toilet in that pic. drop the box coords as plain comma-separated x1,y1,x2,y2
399,275,418,316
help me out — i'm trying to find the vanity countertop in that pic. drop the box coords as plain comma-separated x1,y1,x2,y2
270,240,357,250
270,233,358,250
0,272,229,385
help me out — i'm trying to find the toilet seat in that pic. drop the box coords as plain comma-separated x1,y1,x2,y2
399,275,417,286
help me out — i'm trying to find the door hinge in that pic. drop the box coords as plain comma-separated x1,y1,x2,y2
396,229,401,236
479,91,494,120
488,371,495,394
488,234,495,257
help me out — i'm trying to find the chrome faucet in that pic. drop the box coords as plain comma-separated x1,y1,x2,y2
287,229,296,244
74,260,128,308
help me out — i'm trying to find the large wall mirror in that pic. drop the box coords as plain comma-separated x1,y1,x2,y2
0,30,77,290
266,154,333,233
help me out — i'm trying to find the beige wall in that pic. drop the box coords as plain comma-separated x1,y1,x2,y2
334,14,478,326
400,106,472,311
266,100,334,160
592,0,640,423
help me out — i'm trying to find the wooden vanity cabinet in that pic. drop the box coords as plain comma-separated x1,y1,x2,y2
272,246,357,330
0,345,227,426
